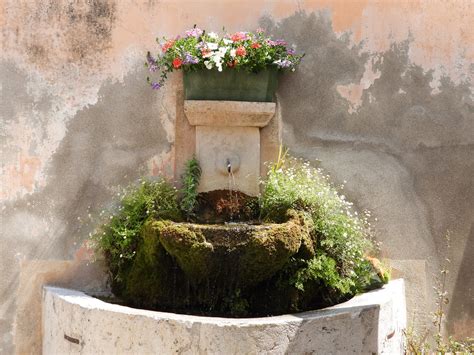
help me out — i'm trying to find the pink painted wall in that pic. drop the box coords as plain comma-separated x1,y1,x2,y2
1,1,472,352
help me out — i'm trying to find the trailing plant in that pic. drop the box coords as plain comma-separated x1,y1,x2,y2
405,232,474,354
179,156,201,220
145,25,304,89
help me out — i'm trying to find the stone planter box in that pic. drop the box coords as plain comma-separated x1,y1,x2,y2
183,68,279,102
43,279,406,354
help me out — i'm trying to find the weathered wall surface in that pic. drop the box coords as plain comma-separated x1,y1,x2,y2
0,1,472,353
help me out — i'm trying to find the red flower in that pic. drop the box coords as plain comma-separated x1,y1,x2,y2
172,58,183,69
236,46,247,57
251,42,261,49
162,40,175,53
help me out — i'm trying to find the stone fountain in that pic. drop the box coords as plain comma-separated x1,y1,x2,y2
177,99,281,196
42,94,407,354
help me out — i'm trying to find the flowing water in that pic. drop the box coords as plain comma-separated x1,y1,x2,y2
227,169,239,221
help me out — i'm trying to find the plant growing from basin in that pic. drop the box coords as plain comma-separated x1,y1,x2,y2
145,26,304,101
92,154,389,317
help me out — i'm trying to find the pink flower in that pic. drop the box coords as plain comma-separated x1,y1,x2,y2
251,42,261,49
185,28,203,38
201,48,212,58
162,40,175,53
236,46,247,56
231,32,248,42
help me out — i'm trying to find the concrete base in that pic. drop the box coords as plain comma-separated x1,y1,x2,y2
43,279,406,354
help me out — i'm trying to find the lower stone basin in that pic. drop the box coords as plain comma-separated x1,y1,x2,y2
43,279,406,354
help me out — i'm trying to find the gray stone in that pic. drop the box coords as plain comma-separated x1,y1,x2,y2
184,100,276,127
43,279,406,354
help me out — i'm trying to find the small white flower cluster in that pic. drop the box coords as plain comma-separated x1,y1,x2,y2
203,44,231,72
261,157,377,275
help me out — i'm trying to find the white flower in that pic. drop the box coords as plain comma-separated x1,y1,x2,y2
207,42,218,50
204,60,213,70
211,55,223,72
218,46,229,56
223,38,232,45
230,49,236,58
208,32,219,40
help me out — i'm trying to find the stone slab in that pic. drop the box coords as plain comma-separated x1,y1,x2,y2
196,126,260,196
43,279,406,355
184,100,276,127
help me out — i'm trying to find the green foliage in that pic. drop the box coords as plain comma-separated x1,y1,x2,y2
260,154,378,296
291,252,353,295
93,153,386,317
179,156,201,220
92,178,181,290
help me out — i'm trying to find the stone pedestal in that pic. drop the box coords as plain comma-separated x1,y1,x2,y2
181,100,279,196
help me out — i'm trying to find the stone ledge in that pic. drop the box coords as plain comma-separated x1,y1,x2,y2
43,279,406,354
184,100,276,127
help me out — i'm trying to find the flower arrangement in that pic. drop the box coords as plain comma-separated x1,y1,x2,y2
146,26,304,90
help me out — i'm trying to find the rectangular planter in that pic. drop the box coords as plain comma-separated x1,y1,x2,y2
183,68,278,102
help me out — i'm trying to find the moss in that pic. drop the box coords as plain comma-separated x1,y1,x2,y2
100,188,383,317
117,215,317,315
156,220,214,282
239,217,308,285
124,220,190,309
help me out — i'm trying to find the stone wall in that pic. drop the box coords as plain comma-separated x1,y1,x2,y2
1,1,472,353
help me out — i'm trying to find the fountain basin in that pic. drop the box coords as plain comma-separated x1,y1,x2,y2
118,216,315,315
43,279,406,354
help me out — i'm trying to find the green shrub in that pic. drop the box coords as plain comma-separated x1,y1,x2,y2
179,156,201,220
92,178,181,293
260,153,383,295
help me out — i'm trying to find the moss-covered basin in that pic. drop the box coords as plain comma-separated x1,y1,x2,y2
157,218,313,285
121,213,318,316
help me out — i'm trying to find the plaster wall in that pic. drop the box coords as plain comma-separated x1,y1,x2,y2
1,1,472,353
